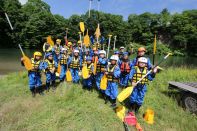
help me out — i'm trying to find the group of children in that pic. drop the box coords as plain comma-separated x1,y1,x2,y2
21,39,158,113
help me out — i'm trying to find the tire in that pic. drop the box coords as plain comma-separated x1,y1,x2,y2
182,93,197,114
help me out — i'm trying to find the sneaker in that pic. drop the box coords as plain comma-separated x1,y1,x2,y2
110,103,117,108
32,92,36,97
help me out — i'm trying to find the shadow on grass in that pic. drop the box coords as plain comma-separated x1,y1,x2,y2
161,90,183,106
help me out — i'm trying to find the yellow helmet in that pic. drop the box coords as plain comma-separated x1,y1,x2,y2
56,39,61,43
34,51,42,58
78,41,82,44
68,42,72,46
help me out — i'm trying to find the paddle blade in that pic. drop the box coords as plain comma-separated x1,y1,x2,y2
79,22,85,33
57,63,61,74
82,66,89,79
84,30,90,47
117,86,134,102
116,106,126,121
66,69,72,82
100,74,108,90
23,55,33,71
153,34,156,54
47,36,54,46
95,24,101,39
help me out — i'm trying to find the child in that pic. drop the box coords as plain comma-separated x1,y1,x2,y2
82,48,92,67
119,46,125,59
21,51,43,97
43,52,58,91
114,50,122,65
59,48,71,82
82,56,94,91
52,39,62,64
69,49,82,83
132,47,152,70
105,55,121,108
129,57,157,113
119,52,133,88
95,50,108,91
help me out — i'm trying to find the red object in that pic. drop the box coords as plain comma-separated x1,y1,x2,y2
92,55,98,63
136,123,143,131
64,36,68,46
124,112,137,126
120,61,131,73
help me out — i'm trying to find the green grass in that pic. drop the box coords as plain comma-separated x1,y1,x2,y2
0,67,197,131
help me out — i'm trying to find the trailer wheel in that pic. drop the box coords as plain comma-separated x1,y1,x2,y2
182,93,197,114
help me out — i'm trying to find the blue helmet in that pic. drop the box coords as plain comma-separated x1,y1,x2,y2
86,56,92,61
123,52,129,56
46,52,53,58
85,48,90,52
114,50,120,54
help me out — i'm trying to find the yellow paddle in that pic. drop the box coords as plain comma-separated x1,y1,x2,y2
65,59,72,82
18,44,33,71
100,74,108,90
84,29,90,47
117,53,172,102
82,65,89,79
47,35,54,46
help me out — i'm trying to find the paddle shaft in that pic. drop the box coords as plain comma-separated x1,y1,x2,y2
136,53,171,85
153,54,155,65
5,12,24,57
79,32,83,52
113,36,117,50
5,12,14,30
107,35,112,59
88,0,93,18
18,44,25,56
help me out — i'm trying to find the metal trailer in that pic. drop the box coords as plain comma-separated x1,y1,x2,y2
168,81,197,114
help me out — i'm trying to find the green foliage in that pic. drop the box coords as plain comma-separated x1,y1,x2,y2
0,1,196,56
128,42,171,56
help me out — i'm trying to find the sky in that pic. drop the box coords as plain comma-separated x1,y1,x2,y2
19,0,197,20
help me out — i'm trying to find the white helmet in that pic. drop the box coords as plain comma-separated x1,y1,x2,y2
74,49,79,53
138,57,148,63
120,46,125,49
99,50,106,56
110,55,119,61
62,48,67,51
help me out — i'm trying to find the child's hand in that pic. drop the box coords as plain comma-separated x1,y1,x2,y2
105,72,109,75
21,57,24,61
153,67,158,73
132,82,137,87
50,67,56,74
50,69,54,74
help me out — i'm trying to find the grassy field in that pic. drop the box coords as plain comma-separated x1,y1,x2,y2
0,67,197,131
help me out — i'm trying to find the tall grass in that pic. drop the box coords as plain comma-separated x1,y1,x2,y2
0,67,197,131
137,67,197,131
0,72,123,131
